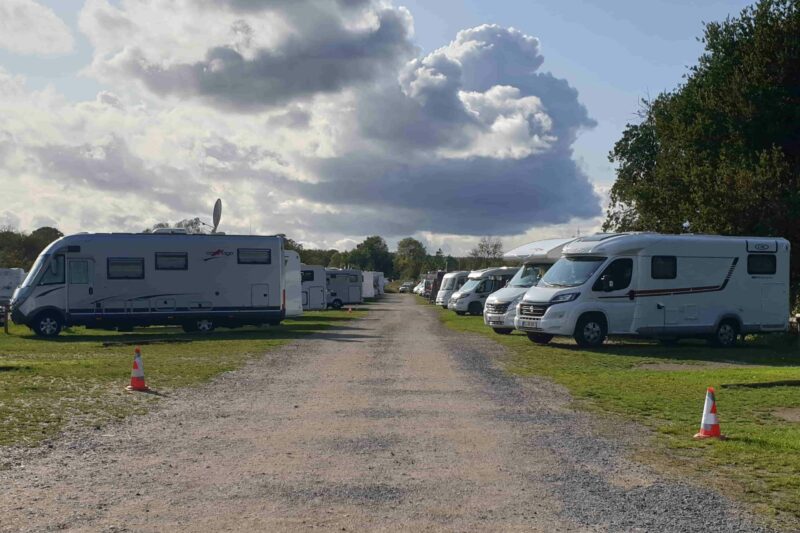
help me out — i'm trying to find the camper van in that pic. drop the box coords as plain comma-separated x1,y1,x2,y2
284,250,303,318
362,271,376,299
326,268,363,309
483,238,575,334
10,232,286,337
301,264,327,311
435,271,469,308
448,267,518,315
514,233,790,347
1,268,26,305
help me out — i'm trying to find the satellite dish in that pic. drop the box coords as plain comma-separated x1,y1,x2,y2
212,198,222,233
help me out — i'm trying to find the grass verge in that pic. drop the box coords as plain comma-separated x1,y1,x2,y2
436,307,800,527
0,308,366,449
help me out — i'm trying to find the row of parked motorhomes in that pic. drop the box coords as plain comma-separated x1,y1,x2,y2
4,230,387,337
414,233,791,348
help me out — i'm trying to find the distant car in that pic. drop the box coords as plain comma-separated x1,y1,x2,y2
399,282,415,293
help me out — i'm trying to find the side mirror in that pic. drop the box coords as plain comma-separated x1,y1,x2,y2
601,275,615,292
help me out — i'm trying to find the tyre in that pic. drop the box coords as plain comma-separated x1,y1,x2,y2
468,302,483,316
710,319,738,348
331,299,343,310
573,314,607,347
493,328,513,335
32,311,63,338
455,311,466,316
183,319,215,334
527,332,553,344
441,305,448,309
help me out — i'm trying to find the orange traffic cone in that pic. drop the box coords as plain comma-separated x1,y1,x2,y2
693,387,724,439
126,347,150,392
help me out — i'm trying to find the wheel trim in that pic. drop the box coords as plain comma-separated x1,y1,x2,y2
583,322,602,343
718,324,736,344
197,320,213,331
40,317,58,335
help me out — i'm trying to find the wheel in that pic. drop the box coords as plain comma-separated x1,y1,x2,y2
33,311,63,338
574,314,607,347
196,319,215,333
455,311,466,316
710,319,738,347
493,328,513,335
331,299,343,310
468,302,483,316
527,332,553,344
441,305,448,309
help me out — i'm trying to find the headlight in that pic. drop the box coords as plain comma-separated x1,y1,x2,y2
550,292,580,304
457,293,470,299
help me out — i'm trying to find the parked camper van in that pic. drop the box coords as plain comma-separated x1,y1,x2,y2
10,232,286,337
448,267,518,315
1,268,26,305
362,271,376,299
514,233,790,347
484,238,575,334
284,250,303,318
326,268,363,309
435,271,469,308
301,264,327,311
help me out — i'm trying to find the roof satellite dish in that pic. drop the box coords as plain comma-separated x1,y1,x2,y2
212,198,222,233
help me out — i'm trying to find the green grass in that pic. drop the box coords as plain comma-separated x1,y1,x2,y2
437,308,800,526
0,308,366,448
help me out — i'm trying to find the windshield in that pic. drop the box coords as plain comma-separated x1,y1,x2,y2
459,279,480,293
509,263,549,288
539,256,606,288
21,254,49,288
441,277,457,290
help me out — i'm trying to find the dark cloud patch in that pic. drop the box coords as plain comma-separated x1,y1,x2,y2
117,6,414,111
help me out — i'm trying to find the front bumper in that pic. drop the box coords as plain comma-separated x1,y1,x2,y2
514,304,573,335
484,304,517,328
448,298,470,311
10,306,27,325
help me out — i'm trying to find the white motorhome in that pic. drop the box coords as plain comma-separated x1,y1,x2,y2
1,268,26,304
10,232,286,337
301,264,327,311
325,268,363,309
448,267,518,315
284,250,303,318
514,233,790,347
483,238,575,334
374,272,386,296
435,271,469,308
362,271,376,299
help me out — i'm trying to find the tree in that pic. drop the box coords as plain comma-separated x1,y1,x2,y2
604,0,800,297
394,237,427,279
469,236,503,269
0,226,64,270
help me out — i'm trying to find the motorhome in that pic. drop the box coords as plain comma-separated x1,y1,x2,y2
1,268,26,305
362,271,376,299
284,250,303,318
435,271,469,308
325,268,363,309
483,238,575,334
514,233,790,347
447,267,518,315
10,231,286,337
374,272,386,296
413,281,424,295
301,264,327,311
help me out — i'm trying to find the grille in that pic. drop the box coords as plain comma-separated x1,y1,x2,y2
485,303,510,314
518,303,549,318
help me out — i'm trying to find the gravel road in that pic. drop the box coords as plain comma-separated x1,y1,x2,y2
0,295,769,532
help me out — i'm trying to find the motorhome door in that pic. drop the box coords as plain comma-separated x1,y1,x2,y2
349,285,361,303
593,258,636,334
66,259,95,314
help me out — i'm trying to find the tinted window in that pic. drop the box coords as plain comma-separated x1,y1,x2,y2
238,248,271,264
68,261,89,284
301,270,314,282
651,256,677,279
155,252,188,270
748,254,776,275
593,258,633,292
39,255,65,285
108,258,144,280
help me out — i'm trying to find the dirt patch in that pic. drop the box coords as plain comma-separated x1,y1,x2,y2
772,407,800,423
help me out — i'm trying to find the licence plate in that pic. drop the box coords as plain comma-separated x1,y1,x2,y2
518,318,540,329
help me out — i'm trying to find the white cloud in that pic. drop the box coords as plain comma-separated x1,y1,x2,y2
0,0,74,56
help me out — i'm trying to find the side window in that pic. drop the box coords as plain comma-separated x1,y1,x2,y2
155,252,188,271
68,261,89,284
238,248,271,264
39,255,65,285
302,270,314,282
651,256,677,279
349,275,359,283
748,254,776,275
108,258,144,280
593,258,633,292
477,280,490,293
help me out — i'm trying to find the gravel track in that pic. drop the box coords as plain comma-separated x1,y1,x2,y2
0,295,769,532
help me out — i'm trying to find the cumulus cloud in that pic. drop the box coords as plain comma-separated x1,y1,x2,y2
0,0,74,56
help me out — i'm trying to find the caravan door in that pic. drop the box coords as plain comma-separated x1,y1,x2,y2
349,285,362,303
66,259,94,315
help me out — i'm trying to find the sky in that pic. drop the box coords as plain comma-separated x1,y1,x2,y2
0,0,753,255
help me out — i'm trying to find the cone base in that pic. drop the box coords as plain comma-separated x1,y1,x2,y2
125,385,151,392
693,431,726,440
